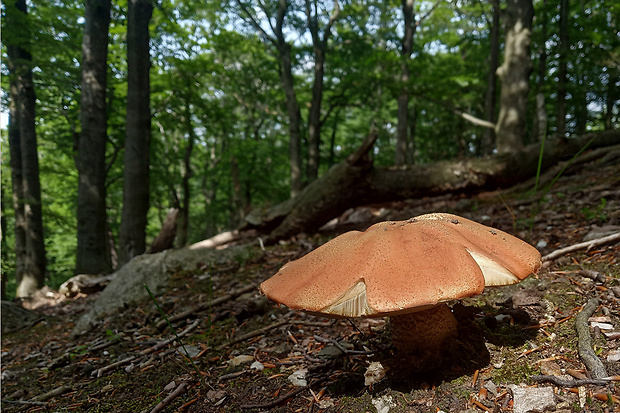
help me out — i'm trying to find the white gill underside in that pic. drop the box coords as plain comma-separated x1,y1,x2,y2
322,280,376,317
466,249,519,286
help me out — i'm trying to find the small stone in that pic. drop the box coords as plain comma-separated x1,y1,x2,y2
227,355,254,366
539,360,563,376
607,349,620,362
288,369,308,386
364,362,387,387
508,385,555,413
318,345,344,358
250,361,264,371
536,240,547,249
371,395,395,413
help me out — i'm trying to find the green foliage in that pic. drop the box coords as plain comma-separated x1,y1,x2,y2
581,198,608,222
1,0,616,291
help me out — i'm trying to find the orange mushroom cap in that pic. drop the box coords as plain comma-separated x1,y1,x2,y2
260,213,542,318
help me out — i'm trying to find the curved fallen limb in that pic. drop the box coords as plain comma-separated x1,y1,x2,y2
574,298,608,379
543,232,620,262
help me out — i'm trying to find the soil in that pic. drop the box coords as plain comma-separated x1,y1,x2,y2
2,157,619,413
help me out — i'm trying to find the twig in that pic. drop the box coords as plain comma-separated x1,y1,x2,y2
1,399,48,406
219,320,288,349
149,382,187,413
542,232,620,261
95,356,137,378
240,379,325,409
219,370,249,380
574,298,608,379
155,284,257,329
144,319,201,354
531,375,613,387
313,335,374,355
30,385,73,402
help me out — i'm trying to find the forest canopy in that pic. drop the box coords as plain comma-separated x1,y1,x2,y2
1,0,619,298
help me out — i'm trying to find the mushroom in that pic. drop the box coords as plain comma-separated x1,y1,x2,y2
260,213,542,356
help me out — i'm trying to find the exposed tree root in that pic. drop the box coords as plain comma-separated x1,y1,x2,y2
574,298,608,379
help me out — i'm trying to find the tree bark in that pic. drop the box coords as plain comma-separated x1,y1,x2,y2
530,0,548,143
76,0,113,275
556,0,569,137
395,0,415,166
118,0,153,267
275,0,303,197
176,94,196,248
305,0,339,182
234,0,303,197
243,130,620,241
495,0,534,154
481,1,500,155
6,0,47,296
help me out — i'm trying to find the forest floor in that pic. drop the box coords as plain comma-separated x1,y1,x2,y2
2,156,620,413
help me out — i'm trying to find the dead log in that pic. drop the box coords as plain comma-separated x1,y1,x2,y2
148,208,179,254
244,130,620,242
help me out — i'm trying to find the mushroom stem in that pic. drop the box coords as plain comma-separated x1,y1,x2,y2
390,304,458,354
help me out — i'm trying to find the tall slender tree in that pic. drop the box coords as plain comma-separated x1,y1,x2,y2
495,0,534,154
556,0,569,137
481,0,500,155
75,0,113,275
235,0,303,197
395,0,415,166
118,0,153,267
304,0,339,182
6,0,47,297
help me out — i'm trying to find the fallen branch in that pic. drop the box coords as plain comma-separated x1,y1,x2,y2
240,379,325,409
156,284,258,329
574,298,608,379
30,385,73,402
150,382,187,413
219,320,288,350
95,356,137,378
543,232,620,262
144,319,201,354
531,375,614,387
218,318,335,350
1,399,48,406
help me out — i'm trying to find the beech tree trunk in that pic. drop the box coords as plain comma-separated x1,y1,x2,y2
481,1,500,155
305,0,339,182
242,130,620,242
531,0,548,143
7,0,47,297
118,0,153,267
395,0,415,166
76,0,113,275
276,1,303,198
556,0,569,137
495,0,534,154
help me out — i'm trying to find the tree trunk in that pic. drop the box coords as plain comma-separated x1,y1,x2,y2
273,0,303,198
605,73,618,130
481,1,500,155
76,0,113,275
556,0,569,137
118,0,153,267
7,70,27,295
495,0,534,154
305,0,339,182
530,0,548,143
395,0,415,166
243,130,620,241
6,0,47,296
176,97,196,248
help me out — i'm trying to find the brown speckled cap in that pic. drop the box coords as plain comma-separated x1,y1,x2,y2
260,213,542,318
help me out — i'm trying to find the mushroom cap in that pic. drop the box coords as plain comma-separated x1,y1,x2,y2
260,213,542,318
